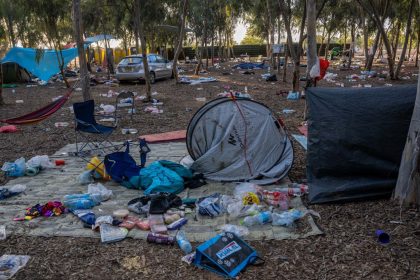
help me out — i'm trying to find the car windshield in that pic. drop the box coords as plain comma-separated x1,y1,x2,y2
119,57,142,65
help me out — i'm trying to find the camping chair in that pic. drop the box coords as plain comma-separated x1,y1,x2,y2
73,99,117,156
115,91,135,121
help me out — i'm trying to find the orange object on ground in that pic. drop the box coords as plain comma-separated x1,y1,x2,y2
140,130,186,143
55,159,65,166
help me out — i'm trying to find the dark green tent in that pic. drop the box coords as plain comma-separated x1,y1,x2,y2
1,62,31,83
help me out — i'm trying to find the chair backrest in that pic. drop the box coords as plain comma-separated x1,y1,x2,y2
73,100,96,126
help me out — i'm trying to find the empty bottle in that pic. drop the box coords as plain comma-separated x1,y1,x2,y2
176,230,192,254
275,184,309,196
147,233,175,245
168,218,188,231
242,211,272,226
272,209,302,227
63,194,97,210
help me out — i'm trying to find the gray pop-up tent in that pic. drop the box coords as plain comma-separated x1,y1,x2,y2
306,85,417,203
187,97,293,184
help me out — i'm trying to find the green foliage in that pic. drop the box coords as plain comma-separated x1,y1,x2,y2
241,30,265,45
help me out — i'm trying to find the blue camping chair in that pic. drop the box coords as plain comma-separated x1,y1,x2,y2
73,99,117,156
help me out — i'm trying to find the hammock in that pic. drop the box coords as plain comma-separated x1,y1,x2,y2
1,89,74,125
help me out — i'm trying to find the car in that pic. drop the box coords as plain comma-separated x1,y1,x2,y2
115,54,173,83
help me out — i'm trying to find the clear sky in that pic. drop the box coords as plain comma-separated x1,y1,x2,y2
234,22,247,44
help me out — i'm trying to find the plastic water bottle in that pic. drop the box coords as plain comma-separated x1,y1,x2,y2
176,230,192,254
242,211,272,226
63,194,97,209
167,218,188,231
272,210,302,227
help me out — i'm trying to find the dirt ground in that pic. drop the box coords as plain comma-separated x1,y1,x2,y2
0,58,419,279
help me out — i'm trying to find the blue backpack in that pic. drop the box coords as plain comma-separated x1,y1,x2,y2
104,140,149,186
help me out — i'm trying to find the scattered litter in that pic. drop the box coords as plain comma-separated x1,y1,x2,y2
364,84,372,88
375,229,390,244
144,107,163,114
0,125,18,133
0,226,5,240
135,95,146,100
220,224,249,237
292,134,307,150
51,95,63,102
181,252,196,265
54,122,69,127
128,108,136,114
100,224,128,243
152,91,159,96
195,97,206,102
0,255,30,280
100,104,116,114
400,76,410,80
1,157,26,177
55,159,65,166
287,91,300,100
385,83,393,87
282,109,295,114
98,118,115,122
196,88,203,91
121,128,138,135
15,100,23,104
88,183,112,202
75,87,82,91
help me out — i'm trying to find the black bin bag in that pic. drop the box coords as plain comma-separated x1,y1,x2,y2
306,85,417,203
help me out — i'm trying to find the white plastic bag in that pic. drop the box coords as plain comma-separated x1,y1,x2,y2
87,183,112,202
0,255,30,280
100,104,116,114
309,58,320,78
26,155,54,169
220,224,249,237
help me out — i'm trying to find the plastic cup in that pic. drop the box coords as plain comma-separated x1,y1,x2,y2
375,229,390,244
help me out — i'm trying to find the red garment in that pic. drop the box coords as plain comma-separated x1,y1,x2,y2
317,59,330,80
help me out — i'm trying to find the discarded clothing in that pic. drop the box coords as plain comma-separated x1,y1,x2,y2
128,160,192,194
24,201,65,220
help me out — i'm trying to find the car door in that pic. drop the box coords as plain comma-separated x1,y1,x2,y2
147,55,159,77
156,55,171,78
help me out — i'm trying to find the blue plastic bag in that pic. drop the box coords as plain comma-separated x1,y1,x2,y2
1,157,26,177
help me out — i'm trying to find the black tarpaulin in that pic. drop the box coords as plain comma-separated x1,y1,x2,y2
306,84,417,203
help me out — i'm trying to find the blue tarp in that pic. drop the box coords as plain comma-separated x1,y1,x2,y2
1,47,79,81
85,34,114,43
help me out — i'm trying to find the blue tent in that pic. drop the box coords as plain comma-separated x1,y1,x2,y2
1,47,78,82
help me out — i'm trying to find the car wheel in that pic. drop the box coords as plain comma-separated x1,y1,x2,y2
150,72,156,84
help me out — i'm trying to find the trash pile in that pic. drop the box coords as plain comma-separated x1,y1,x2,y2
1,155,56,178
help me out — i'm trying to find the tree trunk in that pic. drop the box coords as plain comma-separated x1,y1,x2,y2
393,43,420,205
306,0,317,79
392,21,401,62
343,23,347,53
366,30,380,70
278,0,306,92
347,23,355,69
72,0,90,100
357,0,395,78
172,0,188,84
325,31,331,59
394,0,415,79
282,38,289,82
392,0,420,206
0,64,4,105
408,29,413,61
318,25,325,57
135,0,151,101
416,28,420,67
6,14,16,47
363,17,369,63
